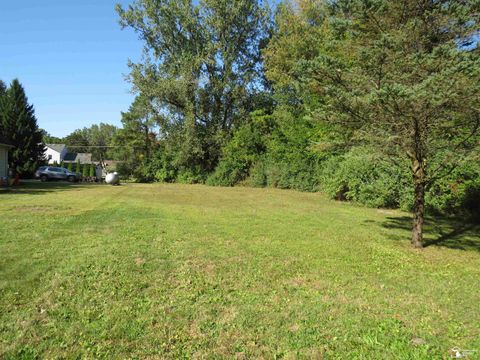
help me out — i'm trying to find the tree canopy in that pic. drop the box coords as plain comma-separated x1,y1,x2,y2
107,0,480,247
116,0,272,175
263,0,480,247
0,79,44,175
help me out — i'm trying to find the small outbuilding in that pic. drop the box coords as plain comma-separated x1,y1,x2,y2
0,137,13,179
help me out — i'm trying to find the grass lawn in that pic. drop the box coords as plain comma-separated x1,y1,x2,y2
1,182,479,358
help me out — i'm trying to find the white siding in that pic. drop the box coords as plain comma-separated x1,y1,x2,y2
45,147,62,164
0,146,8,178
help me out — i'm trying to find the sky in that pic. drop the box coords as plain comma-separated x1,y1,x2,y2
0,0,143,137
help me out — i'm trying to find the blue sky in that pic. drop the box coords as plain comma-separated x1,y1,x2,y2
0,0,142,137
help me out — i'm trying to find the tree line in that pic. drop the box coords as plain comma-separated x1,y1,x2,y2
114,0,479,247
1,0,478,248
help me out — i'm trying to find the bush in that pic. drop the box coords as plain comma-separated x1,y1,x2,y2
247,158,268,187
246,107,322,192
318,147,480,217
320,148,412,209
207,111,273,187
176,167,206,184
425,160,480,218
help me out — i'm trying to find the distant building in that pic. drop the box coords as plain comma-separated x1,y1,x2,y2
63,152,92,164
44,144,92,164
0,137,14,179
45,144,68,164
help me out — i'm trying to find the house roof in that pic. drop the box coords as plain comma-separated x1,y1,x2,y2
75,153,92,164
46,144,67,153
63,152,77,161
64,152,92,164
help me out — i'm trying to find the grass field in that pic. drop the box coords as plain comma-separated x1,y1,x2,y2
1,182,479,359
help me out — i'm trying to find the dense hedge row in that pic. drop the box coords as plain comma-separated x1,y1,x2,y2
129,108,479,219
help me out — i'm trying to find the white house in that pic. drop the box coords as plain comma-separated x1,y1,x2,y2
0,137,13,179
45,144,68,164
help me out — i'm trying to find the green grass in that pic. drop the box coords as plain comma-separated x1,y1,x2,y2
1,182,479,359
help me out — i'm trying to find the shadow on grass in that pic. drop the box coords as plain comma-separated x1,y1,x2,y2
0,180,103,195
380,215,480,251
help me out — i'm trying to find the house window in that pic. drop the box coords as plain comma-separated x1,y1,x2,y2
48,155,52,160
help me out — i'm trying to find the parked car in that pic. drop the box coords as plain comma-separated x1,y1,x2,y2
35,166,81,182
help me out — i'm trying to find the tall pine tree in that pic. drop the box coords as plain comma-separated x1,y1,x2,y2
0,80,6,96
0,79,45,175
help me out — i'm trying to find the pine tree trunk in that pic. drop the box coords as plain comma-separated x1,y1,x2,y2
411,157,425,248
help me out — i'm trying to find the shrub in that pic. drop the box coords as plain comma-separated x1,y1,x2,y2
145,151,177,183
247,107,322,192
247,158,268,187
425,160,480,218
319,148,412,209
176,167,206,184
82,164,88,177
207,111,273,187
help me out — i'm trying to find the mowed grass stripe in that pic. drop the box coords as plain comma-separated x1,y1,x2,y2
0,183,479,358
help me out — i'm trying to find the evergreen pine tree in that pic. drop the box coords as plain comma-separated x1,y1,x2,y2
76,160,81,174
0,80,6,135
0,79,45,175
89,164,95,177
82,163,88,177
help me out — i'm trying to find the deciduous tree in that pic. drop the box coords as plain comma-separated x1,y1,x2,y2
116,0,272,174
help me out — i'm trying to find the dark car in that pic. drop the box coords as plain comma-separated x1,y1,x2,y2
35,166,81,182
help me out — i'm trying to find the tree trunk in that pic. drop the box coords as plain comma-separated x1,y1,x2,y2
411,157,425,248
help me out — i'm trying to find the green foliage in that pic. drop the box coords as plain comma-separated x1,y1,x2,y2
207,111,273,186
318,149,480,218
117,0,272,176
261,0,480,240
0,79,44,175
40,129,62,144
64,129,89,153
247,157,268,187
76,160,82,174
144,147,177,183
320,148,412,209
89,164,95,177
113,96,159,180
67,162,73,172
107,0,480,220
426,161,480,218
64,123,118,162
0,80,6,96
82,164,89,177
252,107,323,192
